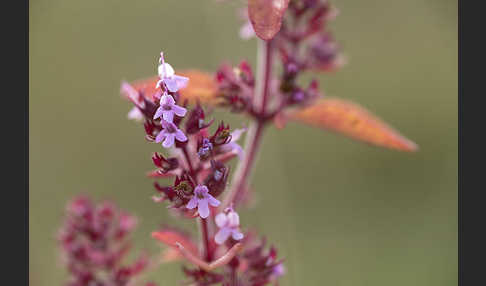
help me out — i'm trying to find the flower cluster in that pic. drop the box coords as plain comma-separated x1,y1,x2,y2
136,54,244,222
58,196,156,286
217,0,342,118
59,0,416,285
120,52,285,285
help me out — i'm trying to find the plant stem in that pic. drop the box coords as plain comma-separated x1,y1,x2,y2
180,145,213,263
181,145,196,178
222,120,265,208
222,39,274,209
200,217,212,261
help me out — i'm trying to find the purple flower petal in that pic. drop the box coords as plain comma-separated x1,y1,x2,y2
207,195,221,207
175,129,187,142
162,134,175,148
162,111,174,123
164,78,180,93
215,213,228,228
153,106,164,120
227,212,240,227
226,142,244,160
155,131,166,143
160,93,175,106
158,62,175,78
160,119,171,130
231,230,244,241
197,185,209,194
215,227,231,245
198,199,210,218
186,197,198,209
172,105,187,117
230,128,246,142
173,75,189,90
127,107,143,121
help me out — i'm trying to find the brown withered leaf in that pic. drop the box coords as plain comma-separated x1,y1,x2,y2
130,70,219,105
248,0,290,40
289,98,418,152
152,229,199,262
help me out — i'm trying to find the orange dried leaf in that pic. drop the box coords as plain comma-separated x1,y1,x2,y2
130,70,219,105
290,98,418,152
161,248,183,263
178,70,219,105
130,76,159,103
151,230,198,259
248,0,290,40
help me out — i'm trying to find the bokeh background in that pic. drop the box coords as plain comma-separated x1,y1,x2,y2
29,0,457,285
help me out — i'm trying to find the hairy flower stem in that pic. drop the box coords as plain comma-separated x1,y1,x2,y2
222,39,274,209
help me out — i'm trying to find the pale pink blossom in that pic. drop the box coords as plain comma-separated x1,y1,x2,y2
153,93,187,122
155,52,189,92
127,107,144,121
186,185,220,219
214,207,244,244
155,120,187,148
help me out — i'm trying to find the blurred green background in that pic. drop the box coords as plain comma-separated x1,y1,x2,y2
29,0,457,285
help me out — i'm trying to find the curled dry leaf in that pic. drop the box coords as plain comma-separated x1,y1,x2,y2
289,98,418,152
130,70,219,105
175,242,243,272
248,0,290,40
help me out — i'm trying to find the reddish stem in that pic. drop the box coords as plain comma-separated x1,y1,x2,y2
181,145,196,178
221,121,265,209
180,144,213,265
222,39,274,209
259,40,273,113
200,217,212,262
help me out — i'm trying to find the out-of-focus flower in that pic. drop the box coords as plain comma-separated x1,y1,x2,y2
58,196,155,286
155,120,187,148
186,185,220,218
240,20,256,40
153,93,187,122
127,106,144,121
270,262,286,280
214,207,244,244
218,128,246,159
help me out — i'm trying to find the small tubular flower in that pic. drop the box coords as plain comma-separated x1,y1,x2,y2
186,185,220,219
153,93,187,123
156,52,189,92
214,207,244,244
155,120,188,148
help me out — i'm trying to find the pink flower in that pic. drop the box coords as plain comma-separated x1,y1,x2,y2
239,20,255,40
270,263,285,280
127,107,144,121
155,120,187,148
186,185,220,218
153,93,187,122
156,52,189,92
214,207,244,244
121,81,145,109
